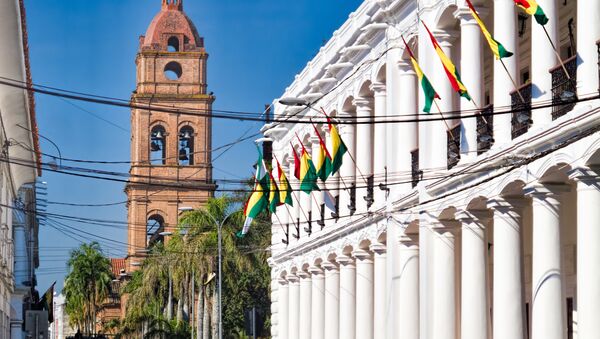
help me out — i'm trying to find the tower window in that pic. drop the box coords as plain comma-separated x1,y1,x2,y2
147,214,165,247
167,36,180,52
164,61,183,81
179,126,194,166
150,125,166,165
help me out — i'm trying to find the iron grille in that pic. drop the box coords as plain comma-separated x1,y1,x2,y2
447,124,461,170
318,203,325,229
477,105,494,154
551,56,578,120
511,83,533,139
411,149,419,188
365,175,374,208
305,212,312,236
349,183,356,215
597,39,600,93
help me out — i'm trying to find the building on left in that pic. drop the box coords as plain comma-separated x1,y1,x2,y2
0,0,43,338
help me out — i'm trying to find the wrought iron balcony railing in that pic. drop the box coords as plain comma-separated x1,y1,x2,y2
348,183,356,215
364,175,374,208
597,39,600,93
411,149,419,188
477,104,494,155
511,83,533,139
551,55,578,120
447,124,461,170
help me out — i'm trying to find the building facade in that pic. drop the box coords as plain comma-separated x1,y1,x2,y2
125,0,215,271
0,0,42,339
266,0,600,338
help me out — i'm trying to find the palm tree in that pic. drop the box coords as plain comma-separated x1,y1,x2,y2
63,242,113,336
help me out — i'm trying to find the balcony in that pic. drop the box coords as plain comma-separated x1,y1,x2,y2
447,124,461,170
551,55,578,120
597,39,600,92
511,83,533,139
411,149,419,188
477,105,494,155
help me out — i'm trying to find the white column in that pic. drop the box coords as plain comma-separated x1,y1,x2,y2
298,270,312,339
370,243,387,339
457,210,490,339
338,255,356,339
531,0,559,126
288,159,300,244
371,83,387,205
354,97,374,213
398,234,419,339
455,7,484,160
353,249,374,339
323,261,340,339
338,114,356,218
569,167,600,338
287,273,300,339
278,278,289,337
525,184,567,339
488,197,526,339
394,61,418,194
311,135,324,233
309,266,325,339
431,221,458,339
577,0,600,97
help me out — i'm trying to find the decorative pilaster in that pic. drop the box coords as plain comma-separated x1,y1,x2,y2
569,167,600,339
298,270,312,339
371,82,387,205
354,97,375,213
525,183,568,339
398,234,419,339
323,260,340,339
353,249,374,339
309,266,325,339
278,278,289,337
395,60,418,194
488,197,526,339
370,243,387,339
287,273,300,339
338,113,356,218
576,0,600,96
337,254,356,339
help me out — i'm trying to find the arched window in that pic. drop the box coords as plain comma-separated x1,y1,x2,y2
147,214,165,246
150,125,166,165
167,36,179,52
179,126,194,166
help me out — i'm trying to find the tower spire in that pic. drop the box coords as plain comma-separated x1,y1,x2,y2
161,0,182,10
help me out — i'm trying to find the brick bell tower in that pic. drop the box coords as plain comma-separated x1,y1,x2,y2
126,0,215,270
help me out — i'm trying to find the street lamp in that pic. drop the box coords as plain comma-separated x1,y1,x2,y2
278,97,309,107
203,210,238,339
16,124,63,170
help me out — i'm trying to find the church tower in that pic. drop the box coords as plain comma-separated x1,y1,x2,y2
126,0,215,269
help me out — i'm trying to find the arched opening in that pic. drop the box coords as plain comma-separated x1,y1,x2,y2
150,125,166,165
179,126,194,165
167,36,180,52
164,61,183,81
147,214,165,246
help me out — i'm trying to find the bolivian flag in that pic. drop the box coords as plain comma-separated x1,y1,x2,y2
422,21,472,101
514,0,548,26
466,0,513,59
291,142,301,180
402,36,440,113
240,146,269,236
323,111,348,175
296,138,320,194
312,123,333,181
276,157,293,206
268,171,280,213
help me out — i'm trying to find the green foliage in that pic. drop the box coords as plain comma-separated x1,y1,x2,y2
63,242,114,336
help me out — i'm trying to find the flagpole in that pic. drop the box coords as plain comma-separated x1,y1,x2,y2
499,58,527,103
541,25,571,79
271,210,290,242
432,100,457,141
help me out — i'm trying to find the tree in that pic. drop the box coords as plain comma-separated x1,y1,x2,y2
63,242,113,336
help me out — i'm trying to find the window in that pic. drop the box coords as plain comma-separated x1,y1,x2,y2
150,125,166,165
179,126,194,166
167,36,180,52
164,61,183,81
147,214,165,246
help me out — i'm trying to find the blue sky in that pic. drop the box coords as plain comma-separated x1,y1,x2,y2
25,0,363,292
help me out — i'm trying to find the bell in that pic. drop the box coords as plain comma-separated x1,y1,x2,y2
154,130,163,139
151,141,161,152
181,130,191,139
179,148,189,161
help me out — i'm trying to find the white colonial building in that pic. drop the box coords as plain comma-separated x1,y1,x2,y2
0,0,42,338
266,0,600,338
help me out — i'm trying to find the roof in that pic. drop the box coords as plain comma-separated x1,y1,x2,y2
141,0,204,52
110,258,127,277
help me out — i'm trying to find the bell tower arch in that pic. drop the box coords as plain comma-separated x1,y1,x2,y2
126,0,215,269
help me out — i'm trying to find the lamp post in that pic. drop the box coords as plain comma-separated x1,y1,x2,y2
202,210,237,339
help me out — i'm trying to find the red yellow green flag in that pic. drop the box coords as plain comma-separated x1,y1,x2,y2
276,157,293,207
322,109,348,175
466,0,514,59
296,136,320,194
268,171,280,213
240,146,269,236
514,0,549,26
291,142,301,180
312,123,333,181
402,36,440,113
422,21,472,101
